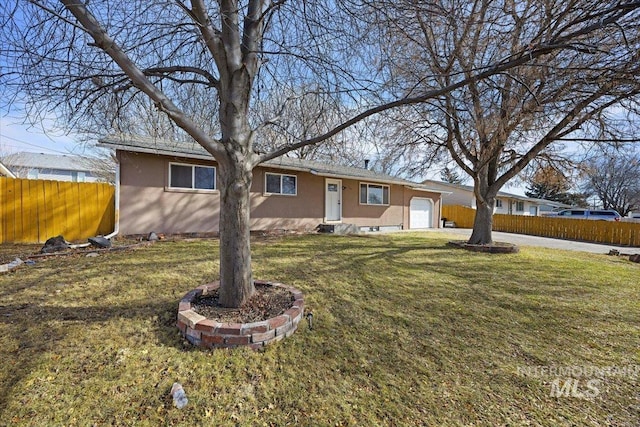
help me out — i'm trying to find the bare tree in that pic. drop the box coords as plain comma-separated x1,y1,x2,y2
2,1,638,306
367,0,640,244
1,1,373,307
89,94,219,143
583,147,640,216
254,87,338,158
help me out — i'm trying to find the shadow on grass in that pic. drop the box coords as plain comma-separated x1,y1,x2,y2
0,239,224,419
0,297,188,416
2,233,638,424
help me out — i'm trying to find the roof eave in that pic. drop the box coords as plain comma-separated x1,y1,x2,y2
101,141,214,162
408,186,452,195
307,169,407,186
0,162,16,178
102,141,441,189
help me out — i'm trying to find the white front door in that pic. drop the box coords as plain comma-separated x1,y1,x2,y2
325,178,342,222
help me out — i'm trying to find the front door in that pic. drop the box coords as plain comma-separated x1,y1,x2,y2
325,178,342,222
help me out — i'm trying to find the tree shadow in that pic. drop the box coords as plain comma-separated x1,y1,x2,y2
0,296,188,417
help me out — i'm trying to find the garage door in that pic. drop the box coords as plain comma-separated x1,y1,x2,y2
410,197,433,229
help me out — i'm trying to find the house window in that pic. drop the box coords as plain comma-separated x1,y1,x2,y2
515,201,524,212
71,171,86,182
265,172,297,195
360,183,390,205
169,163,216,190
495,199,503,208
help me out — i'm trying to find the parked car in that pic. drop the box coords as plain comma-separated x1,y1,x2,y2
555,209,622,221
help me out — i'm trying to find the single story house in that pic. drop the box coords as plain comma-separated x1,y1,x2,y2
99,135,446,235
2,152,101,182
421,179,569,216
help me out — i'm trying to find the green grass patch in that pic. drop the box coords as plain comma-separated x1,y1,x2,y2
1,233,638,426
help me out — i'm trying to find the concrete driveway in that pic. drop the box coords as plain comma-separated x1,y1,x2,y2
432,228,640,255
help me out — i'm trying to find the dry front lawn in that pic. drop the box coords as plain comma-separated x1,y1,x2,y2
0,233,638,426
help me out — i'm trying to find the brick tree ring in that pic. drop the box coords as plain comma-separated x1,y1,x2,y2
176,280,304,350
446,240,519,254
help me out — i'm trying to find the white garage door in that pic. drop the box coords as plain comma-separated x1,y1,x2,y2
410,197,433,229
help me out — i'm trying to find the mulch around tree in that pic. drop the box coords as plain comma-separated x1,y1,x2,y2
191,283,293,323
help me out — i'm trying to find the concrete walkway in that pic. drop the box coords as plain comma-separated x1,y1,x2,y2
430,228,640,255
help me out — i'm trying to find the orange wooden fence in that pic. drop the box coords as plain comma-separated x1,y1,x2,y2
442,205,640,247
1,177,115,244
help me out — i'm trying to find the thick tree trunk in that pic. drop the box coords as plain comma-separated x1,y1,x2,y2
217,161,255,308
468,195,495,245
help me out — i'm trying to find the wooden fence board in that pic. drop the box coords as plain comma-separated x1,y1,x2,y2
442,205,640,247
0,177,115,244
21,180,35,242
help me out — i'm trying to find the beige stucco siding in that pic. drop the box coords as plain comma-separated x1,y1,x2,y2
117,151,441,235
118,152,221,235
250,167,324,231
341,181,401,227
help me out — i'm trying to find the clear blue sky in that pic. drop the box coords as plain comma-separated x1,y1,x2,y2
0,112,86,156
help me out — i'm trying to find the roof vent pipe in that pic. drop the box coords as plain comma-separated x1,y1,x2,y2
364,159,370,169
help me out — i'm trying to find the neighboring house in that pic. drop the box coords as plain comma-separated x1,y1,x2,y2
422,179,569,216
0,160,16,178
2,152,100,182
536,199,573,215
100,135,446,235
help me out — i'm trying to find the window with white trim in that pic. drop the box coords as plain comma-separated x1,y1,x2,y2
515,201,524,212
360,183,390,205
169,163,216,190
495,199,503,208
265,172,297,195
